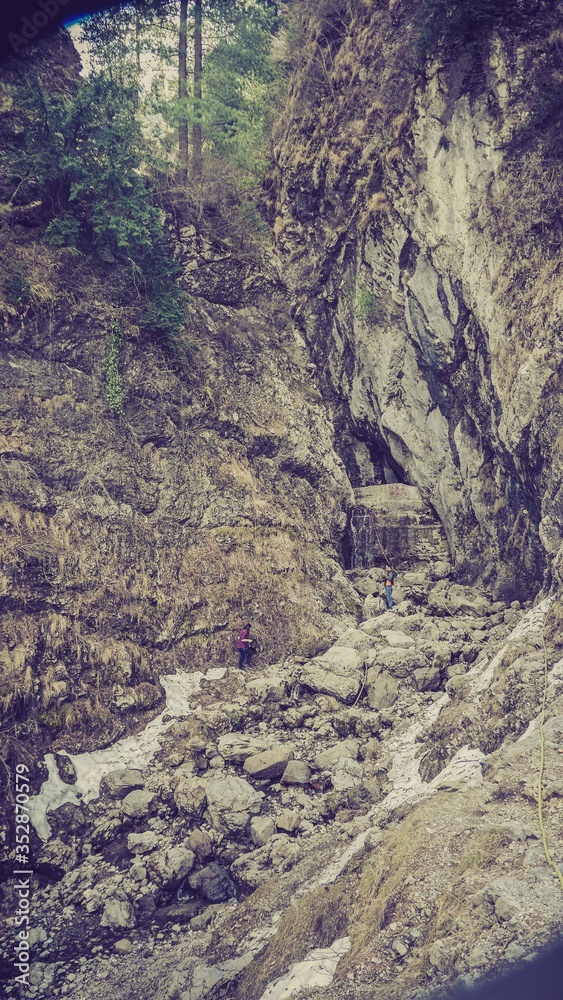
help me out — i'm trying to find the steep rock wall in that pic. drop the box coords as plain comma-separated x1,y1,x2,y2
0,254,357,760
269,0,563,600
0,33,358,789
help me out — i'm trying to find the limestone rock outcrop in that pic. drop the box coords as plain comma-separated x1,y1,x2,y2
270,2,563,600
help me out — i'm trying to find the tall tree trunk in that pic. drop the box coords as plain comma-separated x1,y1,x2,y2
135,2,141,75
178,0,189,181
192,0,203,180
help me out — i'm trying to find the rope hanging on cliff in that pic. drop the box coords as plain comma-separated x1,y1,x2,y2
538,619,563,890
370,511,395,569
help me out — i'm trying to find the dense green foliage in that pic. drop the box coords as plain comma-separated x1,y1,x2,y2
198,4,276,174
1,0,279,369
80,0,277,182
11,66,187,349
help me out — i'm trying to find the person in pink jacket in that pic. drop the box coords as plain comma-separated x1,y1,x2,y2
236,623,254,669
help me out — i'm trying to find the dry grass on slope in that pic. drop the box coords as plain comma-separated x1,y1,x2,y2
268,0,418,228
235,882,351,1000
330,791,561,995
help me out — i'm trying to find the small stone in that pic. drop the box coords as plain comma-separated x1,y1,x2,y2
101,769,145,799
314,740,358,770
276,809,300,833
366,671,398,710
250,816,276,848
504,942,527,962
113,939,132,955
243,746,295,781
281,760,311,785
412,667,441,692
100,899,135,931
467,944,488,968
392,938,409,957
188,863,236,903
187,828,213,861
190,908,215,931
429,938,449,969
331,757,363,791
127,831,160,854
380,630,415,648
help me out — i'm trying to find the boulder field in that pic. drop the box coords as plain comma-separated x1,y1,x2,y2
4,572,563,1000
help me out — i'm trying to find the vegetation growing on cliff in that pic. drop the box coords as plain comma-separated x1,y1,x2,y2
0,1,278,361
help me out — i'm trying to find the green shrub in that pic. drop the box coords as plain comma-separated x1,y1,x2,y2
3,271,31,309
13,68,188,348
357,286,381,323
44,212,81,249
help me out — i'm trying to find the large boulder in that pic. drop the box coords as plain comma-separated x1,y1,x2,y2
100,899,135,930
174,777,207,820
276,809,300,833
187,828,214,862
203,776,264,834
367,646,426,678
333,628,376,651
380,629,415,648
298,647,364,704
149,846,196,889
101,769,145,799
366,670,399,710
314,739,359,770
359,612,401,636
281,760,311,785
250,816,276,847
229,836,302,890
412,666,441,692
127,831,161,855
188,863,236,903
447,585,490,614
121,789,156,820
428,584,489,616
245,676,286,703
331,757,363,791
243,746,295,781
153,902,201,926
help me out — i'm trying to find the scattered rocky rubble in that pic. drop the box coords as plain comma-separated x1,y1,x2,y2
2,574,563,1000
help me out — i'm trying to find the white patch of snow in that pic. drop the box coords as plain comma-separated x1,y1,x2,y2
28,667,226,841
259,937,350,1000
430,745,484,789
372,692,448,819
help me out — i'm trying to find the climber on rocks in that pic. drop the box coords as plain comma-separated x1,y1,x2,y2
383,564,396,609
237,623,256,669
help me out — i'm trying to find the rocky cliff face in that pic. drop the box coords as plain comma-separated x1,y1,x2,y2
0,224,359,763
269,0,563,601
2,12,563,1000
0,32,358,813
